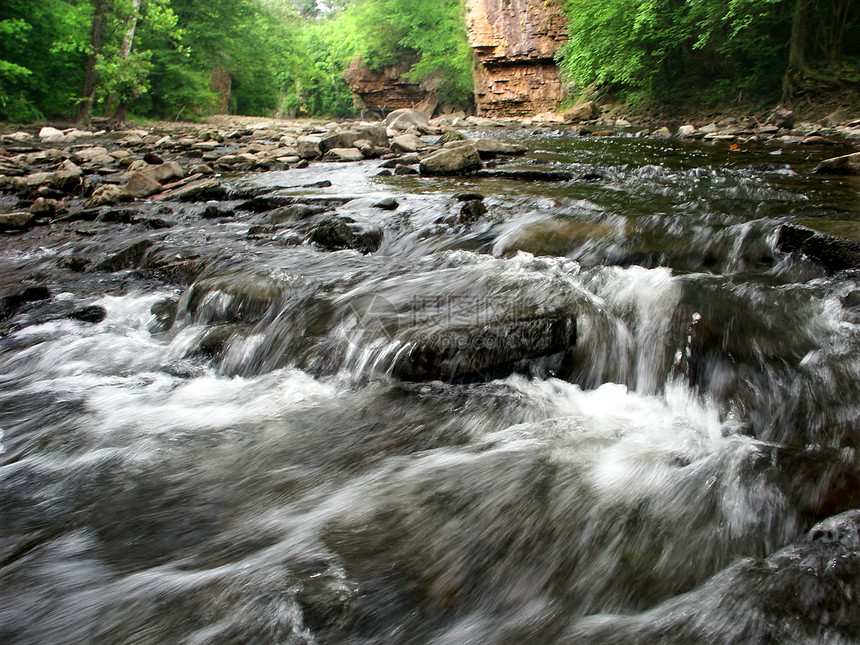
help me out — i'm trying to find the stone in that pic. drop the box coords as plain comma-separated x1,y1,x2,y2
822,109,849,127
66,305,107,324
394,164,419,175
373,198,399,210
320,131,361,154
309,216,383,253
459,199,487,223
766,107,796,130
324,147,364,162
776,224,860,272
699,122,719,134
0,211,37,231
677,124,697,137
85,184,132,208
469,138,527,157
419,146,482,175
25,172,54,187
390,134,423,153
125,171,163,198
386,109,430,132
29,197,57,216
652,126,672,138
297,136,322,160
74,146,111,162
38,126,68,143
156,178,225,202
95,239,155,272
344,62,427,116
354,125,390,148
813,152,860,175
144,161,185,183
473,169,572,181
563,101,599,122
0,285,50,320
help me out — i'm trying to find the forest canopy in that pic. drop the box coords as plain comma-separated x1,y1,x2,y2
0,0,858,123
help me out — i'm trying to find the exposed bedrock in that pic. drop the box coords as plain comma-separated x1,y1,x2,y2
465,0,569,117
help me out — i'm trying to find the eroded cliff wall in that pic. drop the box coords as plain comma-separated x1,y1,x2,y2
466,0,568,117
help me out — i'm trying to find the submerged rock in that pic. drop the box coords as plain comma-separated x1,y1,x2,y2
94,239,156,272
473,169,572,181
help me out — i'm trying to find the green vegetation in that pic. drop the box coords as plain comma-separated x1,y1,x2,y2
558,0,860,107
0,0,473,123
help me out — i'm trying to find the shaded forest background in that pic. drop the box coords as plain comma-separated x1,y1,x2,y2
1,0,858,123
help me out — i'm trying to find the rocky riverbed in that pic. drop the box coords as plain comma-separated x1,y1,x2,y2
0,108,859,643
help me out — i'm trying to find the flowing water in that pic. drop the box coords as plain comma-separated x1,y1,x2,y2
1,130,859,643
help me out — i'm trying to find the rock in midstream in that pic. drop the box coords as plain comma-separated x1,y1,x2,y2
776,223,860,272
390,315,576,383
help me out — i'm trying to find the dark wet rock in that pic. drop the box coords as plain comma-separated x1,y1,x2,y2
304,180,332,188
200,203,228,219
181,270,292,326
141,248,206,286
813,152,860,175
473,169,573,181
60,256,90,272
99,208,140,224
295,159,310,169
0,285,51,321
580,172,604,181
372,198,399,210
66,305,107,324
149,297,179,333
125,171,163,198
241,195,352,213
776,224,860,272
459,199,487,224
143,152,164,165
567,510,860,644
133,216,174,230
94,239,155,272
264,204,327,224
0,211,37,231
376,170,393,177
494,218,617,257
391,316,576,383
765,107,796,130
419,146,482,176
394,164,418,176
309,215,383,253
454,193,485,202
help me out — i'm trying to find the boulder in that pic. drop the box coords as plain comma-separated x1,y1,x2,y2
125,171,163,198
766,107,796,130
391,315,576,383
419,146,482,175
386,108,430,132
813,152,860,175
469,138,527,158
0,285,50,320
563,101,600,122
677,124,697,137
0,211,37,232
394,164,418,175
320,131,361,154
776,224,860,272
156,178,225,202
38,127,68,143
297,136,322,160
94,239,155,272
29,197,57,216
390,134,423,153
309,215,383,253
354,125,390,148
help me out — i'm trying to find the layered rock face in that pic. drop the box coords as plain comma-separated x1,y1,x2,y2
343,58,435,117
466,0,568,117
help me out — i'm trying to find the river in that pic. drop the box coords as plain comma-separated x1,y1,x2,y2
1,128,859,643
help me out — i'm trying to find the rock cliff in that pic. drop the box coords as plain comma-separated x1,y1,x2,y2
466,0,568,117
343,57,437,118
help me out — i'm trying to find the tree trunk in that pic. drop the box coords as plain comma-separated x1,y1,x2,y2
106,0,142,124
76,0,108,123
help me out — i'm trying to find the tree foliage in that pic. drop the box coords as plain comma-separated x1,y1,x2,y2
558,0,860,105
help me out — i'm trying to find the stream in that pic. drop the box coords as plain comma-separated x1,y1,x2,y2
1,128,859,643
